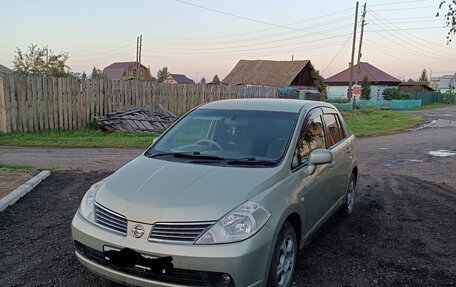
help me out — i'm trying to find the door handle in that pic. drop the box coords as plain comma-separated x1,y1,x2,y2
346,147,352,159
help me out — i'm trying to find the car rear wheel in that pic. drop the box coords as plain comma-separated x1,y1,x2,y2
341,173,356,216
267,222,297,287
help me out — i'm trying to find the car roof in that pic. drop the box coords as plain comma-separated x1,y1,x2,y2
200,98,336,113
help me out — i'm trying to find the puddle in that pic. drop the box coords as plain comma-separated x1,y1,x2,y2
409,119,456,131
428,150,456,157
407,159,424,163
384,158,425,168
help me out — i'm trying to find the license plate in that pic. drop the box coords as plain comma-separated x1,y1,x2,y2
103,246,173,274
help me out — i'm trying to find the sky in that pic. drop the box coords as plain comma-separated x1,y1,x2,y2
1,0,455,82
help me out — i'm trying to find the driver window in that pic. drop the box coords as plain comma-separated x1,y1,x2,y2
292,112,326,169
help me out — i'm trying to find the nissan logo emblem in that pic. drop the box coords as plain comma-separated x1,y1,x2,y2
132,224,145,238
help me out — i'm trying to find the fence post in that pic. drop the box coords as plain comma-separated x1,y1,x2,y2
0,77,6,132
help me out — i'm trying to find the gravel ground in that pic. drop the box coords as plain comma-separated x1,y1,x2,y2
0,106,455,286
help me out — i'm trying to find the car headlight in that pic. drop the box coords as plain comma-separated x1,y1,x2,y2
196,201,271,244
78,178,107,223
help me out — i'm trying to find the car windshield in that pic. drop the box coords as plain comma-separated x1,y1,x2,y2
146,108,298,165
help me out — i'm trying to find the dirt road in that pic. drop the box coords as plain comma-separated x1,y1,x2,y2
0,106,455,286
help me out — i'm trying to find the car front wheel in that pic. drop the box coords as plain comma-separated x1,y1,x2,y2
341,173,356,216
267,222,297,287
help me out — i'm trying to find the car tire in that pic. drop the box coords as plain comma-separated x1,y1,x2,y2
267,222,297,287
341,173,356,217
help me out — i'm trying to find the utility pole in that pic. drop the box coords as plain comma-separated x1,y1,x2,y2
347,1,359,100
136,36,139,78
139,34,142,66
355,2,367,85
136,34,142,79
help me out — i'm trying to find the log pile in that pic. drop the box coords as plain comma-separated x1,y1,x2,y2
96,105,177,133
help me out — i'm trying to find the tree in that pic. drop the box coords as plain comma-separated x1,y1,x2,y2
437,0,456,43
91,66,105,80
82,71,87,80
212,74,220,84
360,75,371,100
157,67,168,83
313,70,326,92
12,44,70,77
200,77,206,84
382,88,410,100
418,68,430,85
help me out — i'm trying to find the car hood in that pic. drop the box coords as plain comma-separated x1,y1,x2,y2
96,155,281,223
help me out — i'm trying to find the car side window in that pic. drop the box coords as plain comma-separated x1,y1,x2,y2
292,111,326,169
323,114,344,147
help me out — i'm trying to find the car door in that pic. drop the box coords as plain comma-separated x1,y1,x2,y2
321,110,351,211
290,108,334,238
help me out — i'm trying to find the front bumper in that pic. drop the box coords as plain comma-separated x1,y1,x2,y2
71,211,274,287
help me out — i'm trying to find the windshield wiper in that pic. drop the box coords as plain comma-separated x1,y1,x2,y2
147,151,225,161
227,157,278,166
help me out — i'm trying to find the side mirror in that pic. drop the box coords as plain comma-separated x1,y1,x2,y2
307,149,332,175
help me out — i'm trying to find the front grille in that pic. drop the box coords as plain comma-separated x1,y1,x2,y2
74,241,235,287
94,202,127,236
149,222,215,244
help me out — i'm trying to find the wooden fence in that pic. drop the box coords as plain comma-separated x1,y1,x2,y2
0,76,279,133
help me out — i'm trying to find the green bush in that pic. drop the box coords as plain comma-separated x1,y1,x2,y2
361,75,371,100
382,88,410,100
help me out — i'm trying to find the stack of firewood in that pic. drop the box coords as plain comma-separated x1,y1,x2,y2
97,105,177,132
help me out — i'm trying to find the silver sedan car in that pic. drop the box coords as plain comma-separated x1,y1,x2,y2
72,98,358,287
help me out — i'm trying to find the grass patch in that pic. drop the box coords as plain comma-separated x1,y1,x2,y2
344,108,423,137
0,162,34,170
0,129,158,148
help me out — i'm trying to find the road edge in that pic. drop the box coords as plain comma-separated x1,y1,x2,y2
0,170,51,212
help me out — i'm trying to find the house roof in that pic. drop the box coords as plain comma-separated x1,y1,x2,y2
103,62,139,80
222,59,318,88
0,64,13,75
398,81,435,91
325,62,401,85
168,74,195,84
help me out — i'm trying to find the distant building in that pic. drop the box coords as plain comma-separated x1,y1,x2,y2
438,74,456,94
222,59,322,92
429,76,440,90
164,73,195,84
0,64,13,75
103,62,152,80
325,62,401,99
398,81,435,92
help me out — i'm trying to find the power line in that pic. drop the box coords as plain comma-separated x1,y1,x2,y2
321,34,352,74
144,22,352,49
364,41,420,67
142,39,350,56
368,0,432,6
367,10,456,59
366,27,446,31
369,5,436,12
175,0,352,38
69,42,133,58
